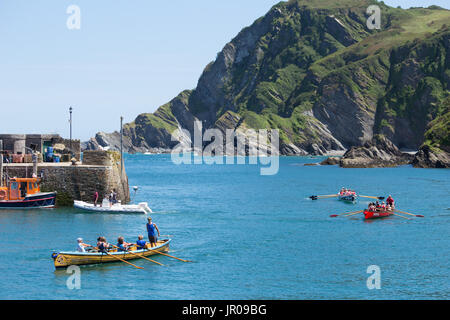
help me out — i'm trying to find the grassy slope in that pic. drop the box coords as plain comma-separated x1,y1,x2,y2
235,3,449,149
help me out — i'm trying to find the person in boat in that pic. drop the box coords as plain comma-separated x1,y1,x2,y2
77,238,91,253
381,202,386,210
136,235,148,250
340,187,346,195
368,203,376,211
93,191,99,207
97,236,111,253
386,195,395,209
375,201,380,208
117,237,133,251
146,217,160,248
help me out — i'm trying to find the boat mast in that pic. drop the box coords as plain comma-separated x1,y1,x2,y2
120,116,123,174
69,106,73,158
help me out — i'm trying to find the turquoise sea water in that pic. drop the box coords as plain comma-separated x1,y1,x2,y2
0,154,449,300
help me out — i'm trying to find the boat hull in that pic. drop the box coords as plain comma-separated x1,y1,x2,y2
364,210,393,220
73,200,151,214
0,192,56,209
52,239,170,268
339,195,357,203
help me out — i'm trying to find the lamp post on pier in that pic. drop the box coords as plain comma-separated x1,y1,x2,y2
69,106,73,158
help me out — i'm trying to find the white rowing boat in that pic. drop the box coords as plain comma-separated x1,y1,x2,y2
74,200,152,214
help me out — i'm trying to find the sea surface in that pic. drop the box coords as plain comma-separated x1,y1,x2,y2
0,154,449,300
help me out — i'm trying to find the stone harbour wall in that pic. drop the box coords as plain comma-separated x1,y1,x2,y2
3,151,130,206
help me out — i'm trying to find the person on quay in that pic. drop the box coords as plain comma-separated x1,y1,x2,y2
77,238,91,253
146,217,160,248
117,236,133,252
136,235,148,250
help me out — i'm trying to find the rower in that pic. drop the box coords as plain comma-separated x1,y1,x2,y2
97,236,111,253
77,238,91,253
136,235,148,250
117,236,132,251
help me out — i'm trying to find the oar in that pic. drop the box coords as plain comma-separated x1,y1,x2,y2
104,251,144,269
360,195,385,200
87,242,144,269
330,210,363,218
394,209,425,218
392,213,411,220
148,249,192,262
111,245,164,266
344,211,365,218
310,194,338,200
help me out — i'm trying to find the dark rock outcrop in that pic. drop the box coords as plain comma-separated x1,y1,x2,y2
340,135,413,168
320,157,340,165
412,145,450,168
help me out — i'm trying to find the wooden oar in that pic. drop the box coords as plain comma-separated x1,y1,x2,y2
360,195,385,200
330,210,363,218
104,251,144,269
394,209,424,218
111,245,164,266
310,194,338,200
148,249,192,262
392,213,411,220
344,210,365,218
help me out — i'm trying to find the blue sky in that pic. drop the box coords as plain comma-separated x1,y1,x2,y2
0,0,448,141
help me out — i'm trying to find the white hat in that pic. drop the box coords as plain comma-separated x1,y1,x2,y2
77,238,83,241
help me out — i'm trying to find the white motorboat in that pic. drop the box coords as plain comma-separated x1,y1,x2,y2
73,199,152,214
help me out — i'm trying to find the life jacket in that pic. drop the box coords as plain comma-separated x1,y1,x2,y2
98,242,107,253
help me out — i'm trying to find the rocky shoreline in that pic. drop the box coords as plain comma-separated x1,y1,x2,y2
319,136,450,168
83,133,449,168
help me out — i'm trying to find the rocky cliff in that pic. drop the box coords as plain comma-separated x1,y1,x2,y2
84,0,450,164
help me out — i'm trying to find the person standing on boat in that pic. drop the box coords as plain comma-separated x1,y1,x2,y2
93,191,99,207
77,238,91,252
386,195,395,209
112,189,118,204
146,217,160,247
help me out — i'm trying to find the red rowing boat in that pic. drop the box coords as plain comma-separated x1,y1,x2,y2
364,209,393,220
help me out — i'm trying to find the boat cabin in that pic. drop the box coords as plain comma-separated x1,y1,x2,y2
0,177,41,201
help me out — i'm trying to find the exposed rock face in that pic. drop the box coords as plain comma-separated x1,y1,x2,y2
340,135,413,168
412,145,450,168
320,157,340,165
83,1,449,164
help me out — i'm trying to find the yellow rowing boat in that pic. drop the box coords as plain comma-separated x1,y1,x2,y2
51,239,170,268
